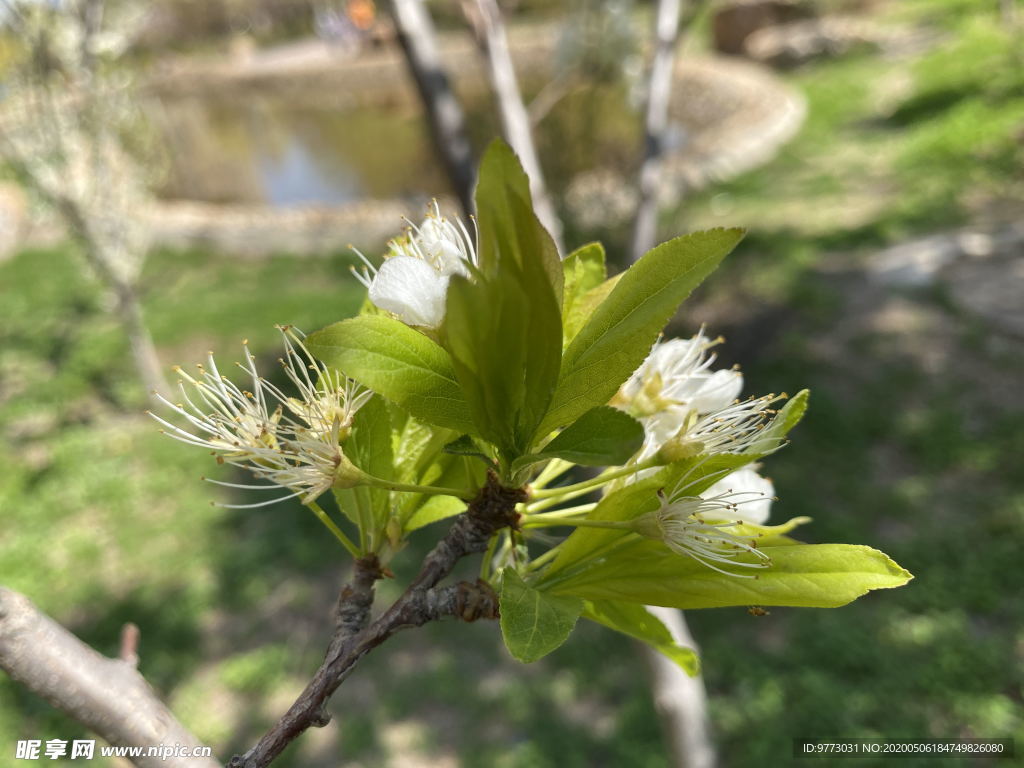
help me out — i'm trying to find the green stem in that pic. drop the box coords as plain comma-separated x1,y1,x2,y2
534,535,641,591
524,517,630,530
363,474,469,499
307,501,361,557
526,544,563,572
521,502,597,525
526,488,596,514
479,532,500,581
531,458,573,490
529,459,660,501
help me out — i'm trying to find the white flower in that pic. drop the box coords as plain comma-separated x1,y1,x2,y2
149,329,370,507
634,479,772,577
612,330,745,462
700,468,775,525
353,202,478,329
660,393,786,461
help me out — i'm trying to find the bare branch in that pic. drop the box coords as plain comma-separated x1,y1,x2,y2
0,587,219,768
118,622,140,667
230,472,523,768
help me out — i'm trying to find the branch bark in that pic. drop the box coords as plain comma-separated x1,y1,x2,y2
0,587,219,768
462,0,564,253
390,0,477,217
229,472,522,768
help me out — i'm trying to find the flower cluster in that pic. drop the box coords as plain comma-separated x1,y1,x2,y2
353,201,479,329
611,329,782,571
150,328,371,507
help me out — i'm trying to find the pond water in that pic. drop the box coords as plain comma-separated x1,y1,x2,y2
152,82,642,207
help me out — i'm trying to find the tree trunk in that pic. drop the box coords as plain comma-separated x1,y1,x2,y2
630,0,684,262
115,285,172,405
390,0,477,217
464,0,564,253
644,606,717,768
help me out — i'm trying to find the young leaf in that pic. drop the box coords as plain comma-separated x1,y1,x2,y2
584,600,699,675
563,273,622,346
333,395,393,543
562,242,606,310
499,568,584,663
390,410,456,486
513,406,644,473
761,388,810,447
306,315,475,435
540,474,665,579
550,542,913,609
443,434,494,463
404,493,466,531
401,453,484,531
537,229,745,438
445,154,563,458
475,140,563,302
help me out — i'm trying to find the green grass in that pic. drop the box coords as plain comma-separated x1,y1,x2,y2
3,1,1024,766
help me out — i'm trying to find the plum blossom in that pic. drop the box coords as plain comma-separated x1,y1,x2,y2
612,329,776,462
633,479,772,577
353,202,478,329
149,328,371,506
700,467,775,525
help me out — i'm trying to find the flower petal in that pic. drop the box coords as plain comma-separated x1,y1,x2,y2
701,468,775,525
369,256,449,328
687,369,744,414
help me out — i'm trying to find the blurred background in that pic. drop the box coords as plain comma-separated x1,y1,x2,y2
0,0,1022,766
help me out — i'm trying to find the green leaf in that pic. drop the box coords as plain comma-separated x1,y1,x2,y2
761,389,810,447
562,242,606,309
445,148,563,458
514,406,644,473
563,273,622,346
584,600,699,675
333,395,393,540
404,493,466,531
389,410,455,485
538,229,745,437
306,315,475,435
443,434,493,463
550,542,913,609
401,452,484,531
475,140,563,303
499,569,584,663
540,473,665,579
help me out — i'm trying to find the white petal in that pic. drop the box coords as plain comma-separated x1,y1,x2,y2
701,468,774,525
369,256,449,328
687,369,744,414
640,407,689,457
419,218,470,276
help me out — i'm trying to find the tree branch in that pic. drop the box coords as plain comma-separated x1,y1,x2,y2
0,587,219,768
229,472,523,768
389,0,477,217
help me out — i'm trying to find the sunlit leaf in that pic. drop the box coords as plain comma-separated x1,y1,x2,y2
499,568,583,663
